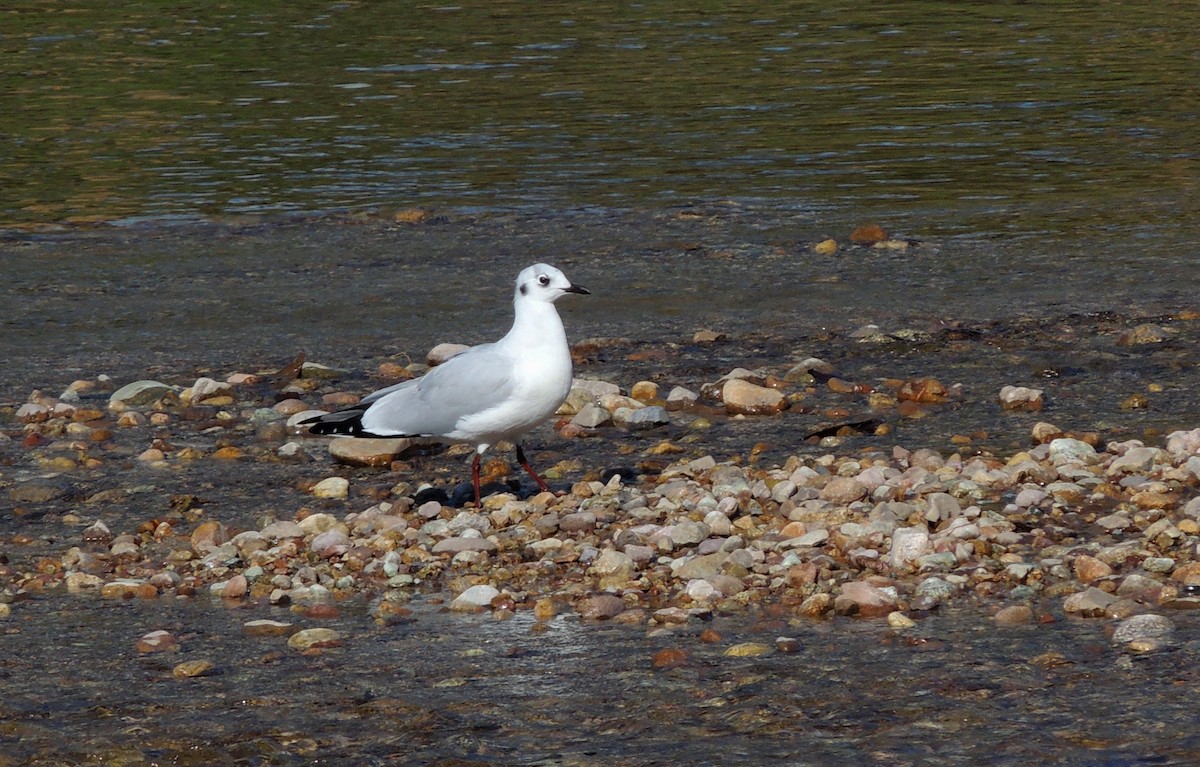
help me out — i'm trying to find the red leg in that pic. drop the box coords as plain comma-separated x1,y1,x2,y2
515,443,555,494
471,452,482,508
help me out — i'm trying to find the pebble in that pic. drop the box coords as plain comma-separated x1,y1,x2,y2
998,385,1044,411
312,477,350,499
836,581,898,618
721,379,786,415
819,477,868,504
172,660,214,679
614,405,669,430
890,527,930,570
450,584,500,611
427,343,470,365
109,380,174,407
993,604,1034,625
723,642,772,657
1112,614,1174,645
578,594,626,620
1117,324,1172,346
665,386,699,408
136,630,179,653
570,403,613,428
328,437,413,467
243,620,297,637
287,628,342,651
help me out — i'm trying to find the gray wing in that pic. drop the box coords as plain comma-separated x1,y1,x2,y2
360,343,517,438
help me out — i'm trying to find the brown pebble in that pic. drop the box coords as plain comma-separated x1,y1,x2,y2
699,628,723,644
775,637,801,653
993,604,1034,625
849,223,887,245
652,648,689,669
136,630,179,654
243,620,297,637
305,603,341,620
578,594,626,620
897,377,948,403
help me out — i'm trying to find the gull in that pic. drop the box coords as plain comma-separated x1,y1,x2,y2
300,263,589,506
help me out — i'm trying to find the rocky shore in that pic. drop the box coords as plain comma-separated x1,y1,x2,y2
5,322,1200,660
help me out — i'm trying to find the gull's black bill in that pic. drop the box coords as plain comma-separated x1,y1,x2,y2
564,284,590,295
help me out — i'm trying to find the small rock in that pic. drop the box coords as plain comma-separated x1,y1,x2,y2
812,238,838,255
849,223,887,245
450,584,500,611
287,628,342,651
723,642,772,657
1073,554,1113,584
820,477,868,505
652,648,689,669
1112,614,1174,645
431,537,497,554
721,379,786,415
427,343,470,365
570,403,612,428
615,405,669,430
998,385,1044,411
1048,438,1099,465
890,527,930,570
836,581,898,618
188,377,232,404
312,477,350,499
109,380,173,407
136,630,179,654
630,381,659,402
190,521,228,554
1117,324,1171,346
10,482,66,504
1063,587,1120,617
665,386,699,409
993,604,1034,625
578,594,627,620
172,660,214,679
328,438,413,467
243,620,297,637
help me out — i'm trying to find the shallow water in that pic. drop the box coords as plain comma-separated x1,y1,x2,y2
2,596,1199,766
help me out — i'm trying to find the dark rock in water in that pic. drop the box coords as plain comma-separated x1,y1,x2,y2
412,487,451,507
601,467,639,484
448,480,516,507
10,482,67,504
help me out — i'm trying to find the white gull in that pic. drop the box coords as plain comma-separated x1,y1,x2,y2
300,263,589,506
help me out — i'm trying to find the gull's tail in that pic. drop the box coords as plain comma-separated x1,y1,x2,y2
299,408,371,436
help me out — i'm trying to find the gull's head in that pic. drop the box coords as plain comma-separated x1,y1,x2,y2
515,263,590,304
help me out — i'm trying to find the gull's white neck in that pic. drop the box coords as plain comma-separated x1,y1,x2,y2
499,295,568,351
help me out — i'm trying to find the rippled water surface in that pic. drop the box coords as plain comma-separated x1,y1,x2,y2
4,1,1198,242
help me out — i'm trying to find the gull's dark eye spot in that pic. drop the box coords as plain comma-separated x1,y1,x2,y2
538,274,550,286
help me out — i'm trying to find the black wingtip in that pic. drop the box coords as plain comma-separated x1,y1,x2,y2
300,411,369,436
